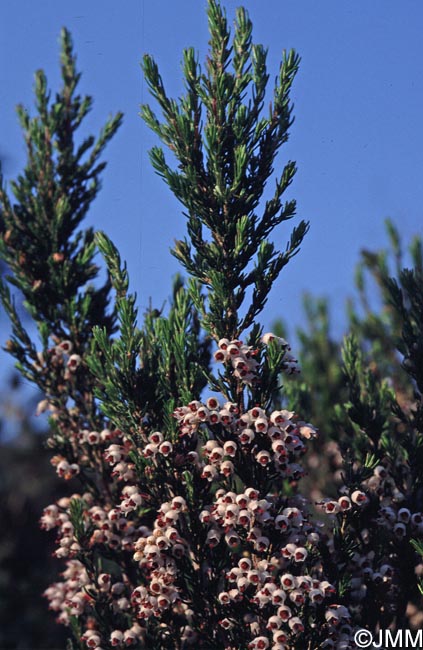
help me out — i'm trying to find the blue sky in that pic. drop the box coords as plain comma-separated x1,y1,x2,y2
1,0,423,346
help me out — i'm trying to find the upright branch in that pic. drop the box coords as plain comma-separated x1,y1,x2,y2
0,27,122,366
2,4,423,650
141,0,308,341
0,27,122,467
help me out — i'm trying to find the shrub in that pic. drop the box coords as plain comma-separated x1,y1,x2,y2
1,2,422,649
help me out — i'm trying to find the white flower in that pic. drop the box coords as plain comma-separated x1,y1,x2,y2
256,450,271,466
351,490,369,506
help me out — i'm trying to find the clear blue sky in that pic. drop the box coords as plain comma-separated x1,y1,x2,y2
1,0,423,343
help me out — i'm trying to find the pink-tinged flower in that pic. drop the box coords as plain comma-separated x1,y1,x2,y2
282,506,303,523
186,400,200,412
214,349,226,362
310,588,325,604
266,615,283,631
281,543,296,559
220,409,233,425
324,500,341,515
245,487,259,500
56,460,70,478
67,354,81,371
271,439,286,454
86,634,101,648
172,543,185,558
254,536,270,552
201,465,218,481
250,406,265,420
280,574,295,590
272,630,288,645
86,430,100,444
254,417,268,433
298,423,318,439
238,557,251,571
297,576,312,592
218,591,230,604
100,428,113,442
104,444,124,464
220,460,234,476
209,447,224,463
209,410,221,424
149,431,163,444
164,509,179,525
223,440,237,457
250,636,269,649
262,332,277,345
219,618,233,629
171,496,186,510
246,570,261,585
289,589,305,606
206,529,221,547
143,443,158,458
57,340,73,354
237,509,250,527
206,396,219,410
225,531,241,548
227,343,240,356
294,547,308,562
110,630,124,646
199,509,212,524
165,527,179,542
351,490,369,506
158,441,172,456
338,496,351,511
271,589,286,605
320,580,336,596
196,406,209,421
325,607,342,625
256,450,271,466
239,428,255,444
288,616,304,633
274,514,289,531
124,626,142,646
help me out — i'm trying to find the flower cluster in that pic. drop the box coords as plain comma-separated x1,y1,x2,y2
315,445,423,623
213,334,299,386
201,488,356,648
44,560,144,647
220,554,352,649
173,396,317,485
36,320,423,649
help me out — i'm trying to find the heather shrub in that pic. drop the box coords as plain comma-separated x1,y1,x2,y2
1,3,422,649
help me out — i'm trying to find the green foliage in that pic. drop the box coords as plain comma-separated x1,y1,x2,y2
273,220,423,630
141,0,307,341
0,28,122,421
387,268,423,395
348,219,421,396
0,29,122,436
88,231,211,438
339,334,394,453
2,3,423,647
279,294,345,430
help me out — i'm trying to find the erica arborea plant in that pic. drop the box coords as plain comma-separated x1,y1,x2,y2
1,2,423,650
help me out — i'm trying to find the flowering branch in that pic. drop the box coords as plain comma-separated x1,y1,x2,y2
1,4,422,650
